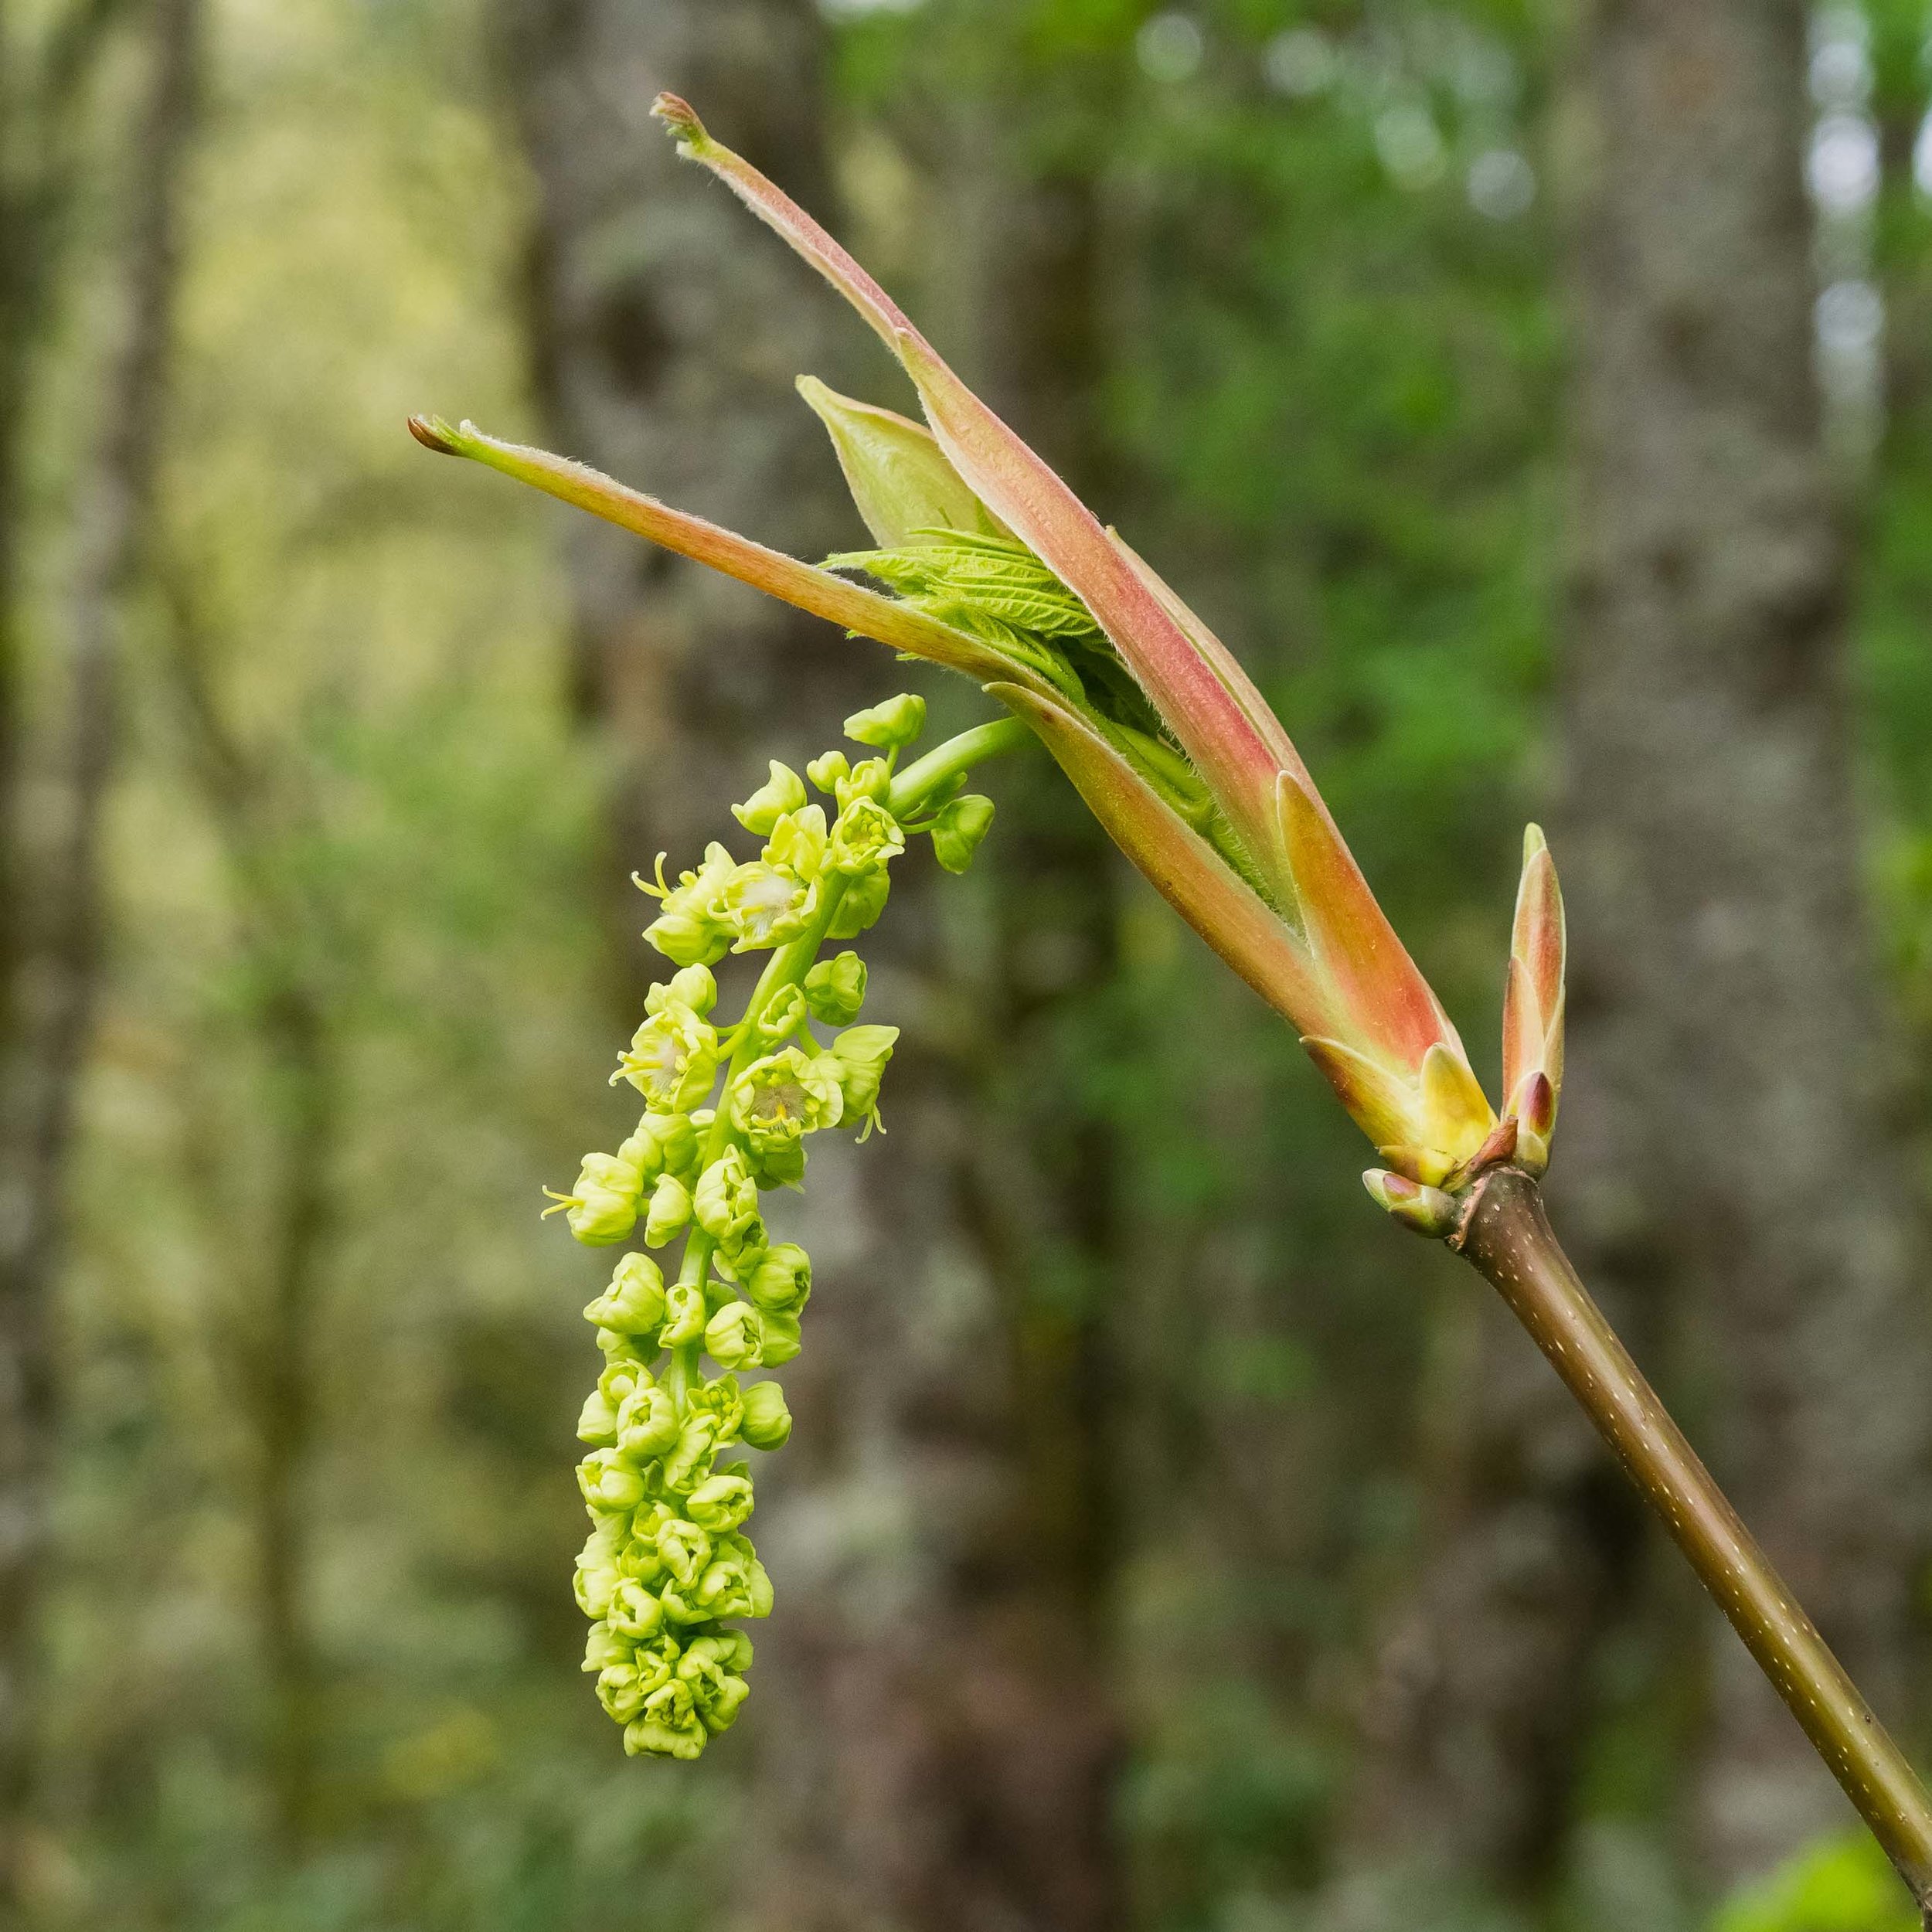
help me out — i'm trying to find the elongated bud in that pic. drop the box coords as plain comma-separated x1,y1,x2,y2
1501,824,1566,1175
1362,1168,1461,1238
797,376,1005,547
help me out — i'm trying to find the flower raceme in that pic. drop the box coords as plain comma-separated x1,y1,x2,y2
543,696,1006,1757
410,92,1566,1216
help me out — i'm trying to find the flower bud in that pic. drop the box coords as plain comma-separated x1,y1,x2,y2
754,982,808,1045
836,757,893,808
614,1005,719,1112
705,1301,766,1370
655,1516,713,1590
640,1111,699,1182
607,1577,665,1641
613,1124,663,1185
643,1172,693,1247
747,1141,806,1191
686,1471,756,1534
803,951,866,1026
584,1253,667,1335
745,1242,811,1313
645,964,717,1019
1362,1168,1461,1238
758,1308,803,1366
574,1524,623,1617
679,1630,753,1733
740,1379,794,1450
686,1553,756,1622
595,1663,648,1726
596,1357,651,1412
806,749,850,794
720,1532,775,1617
616,1383,680,1459
577,1388,620,1447
597,1633,682,1724
828,796,905,877
624,1505,668,1565
583,1620,631,1675
626,1679,708,1760
662,1413,721,1494
694,1150,765,1258
657,1281,706,1349
827,867,889,939
843,693,927,750
930,794,995,874
685,1374,745,1444
577,1449,648,1515
731,760,809,835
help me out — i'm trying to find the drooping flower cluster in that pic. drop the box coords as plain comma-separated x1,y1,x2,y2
544,693,1001,1758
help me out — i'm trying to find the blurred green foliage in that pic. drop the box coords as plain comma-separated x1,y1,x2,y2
1714,1835,1920,1932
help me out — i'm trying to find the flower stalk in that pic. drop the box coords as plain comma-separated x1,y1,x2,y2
1454,1168,1932,1920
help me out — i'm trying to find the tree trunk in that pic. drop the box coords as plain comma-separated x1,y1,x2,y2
1563,0,1931,1883
0,0,199,1900
159,583,339,1855
501,7,1119,1927
1337,0,1932,1907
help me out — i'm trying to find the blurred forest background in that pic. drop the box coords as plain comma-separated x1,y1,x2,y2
5,0,1932,1928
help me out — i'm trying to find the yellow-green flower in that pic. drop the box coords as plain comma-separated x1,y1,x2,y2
704,1300,765,1370
643,1172,693,1247
719,862,817,951
542,1151,645,1246
686,1471,755,1533
578,1449,648,1515
639,843,737,968
584,1253,666,1335
843,692,925,749
616,1383,680,1459
825,1025,900,1136
827,796,904,876
614,1003,719,1111
694,1149,764,1258
731,760,808,835
729,1047,844,1153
